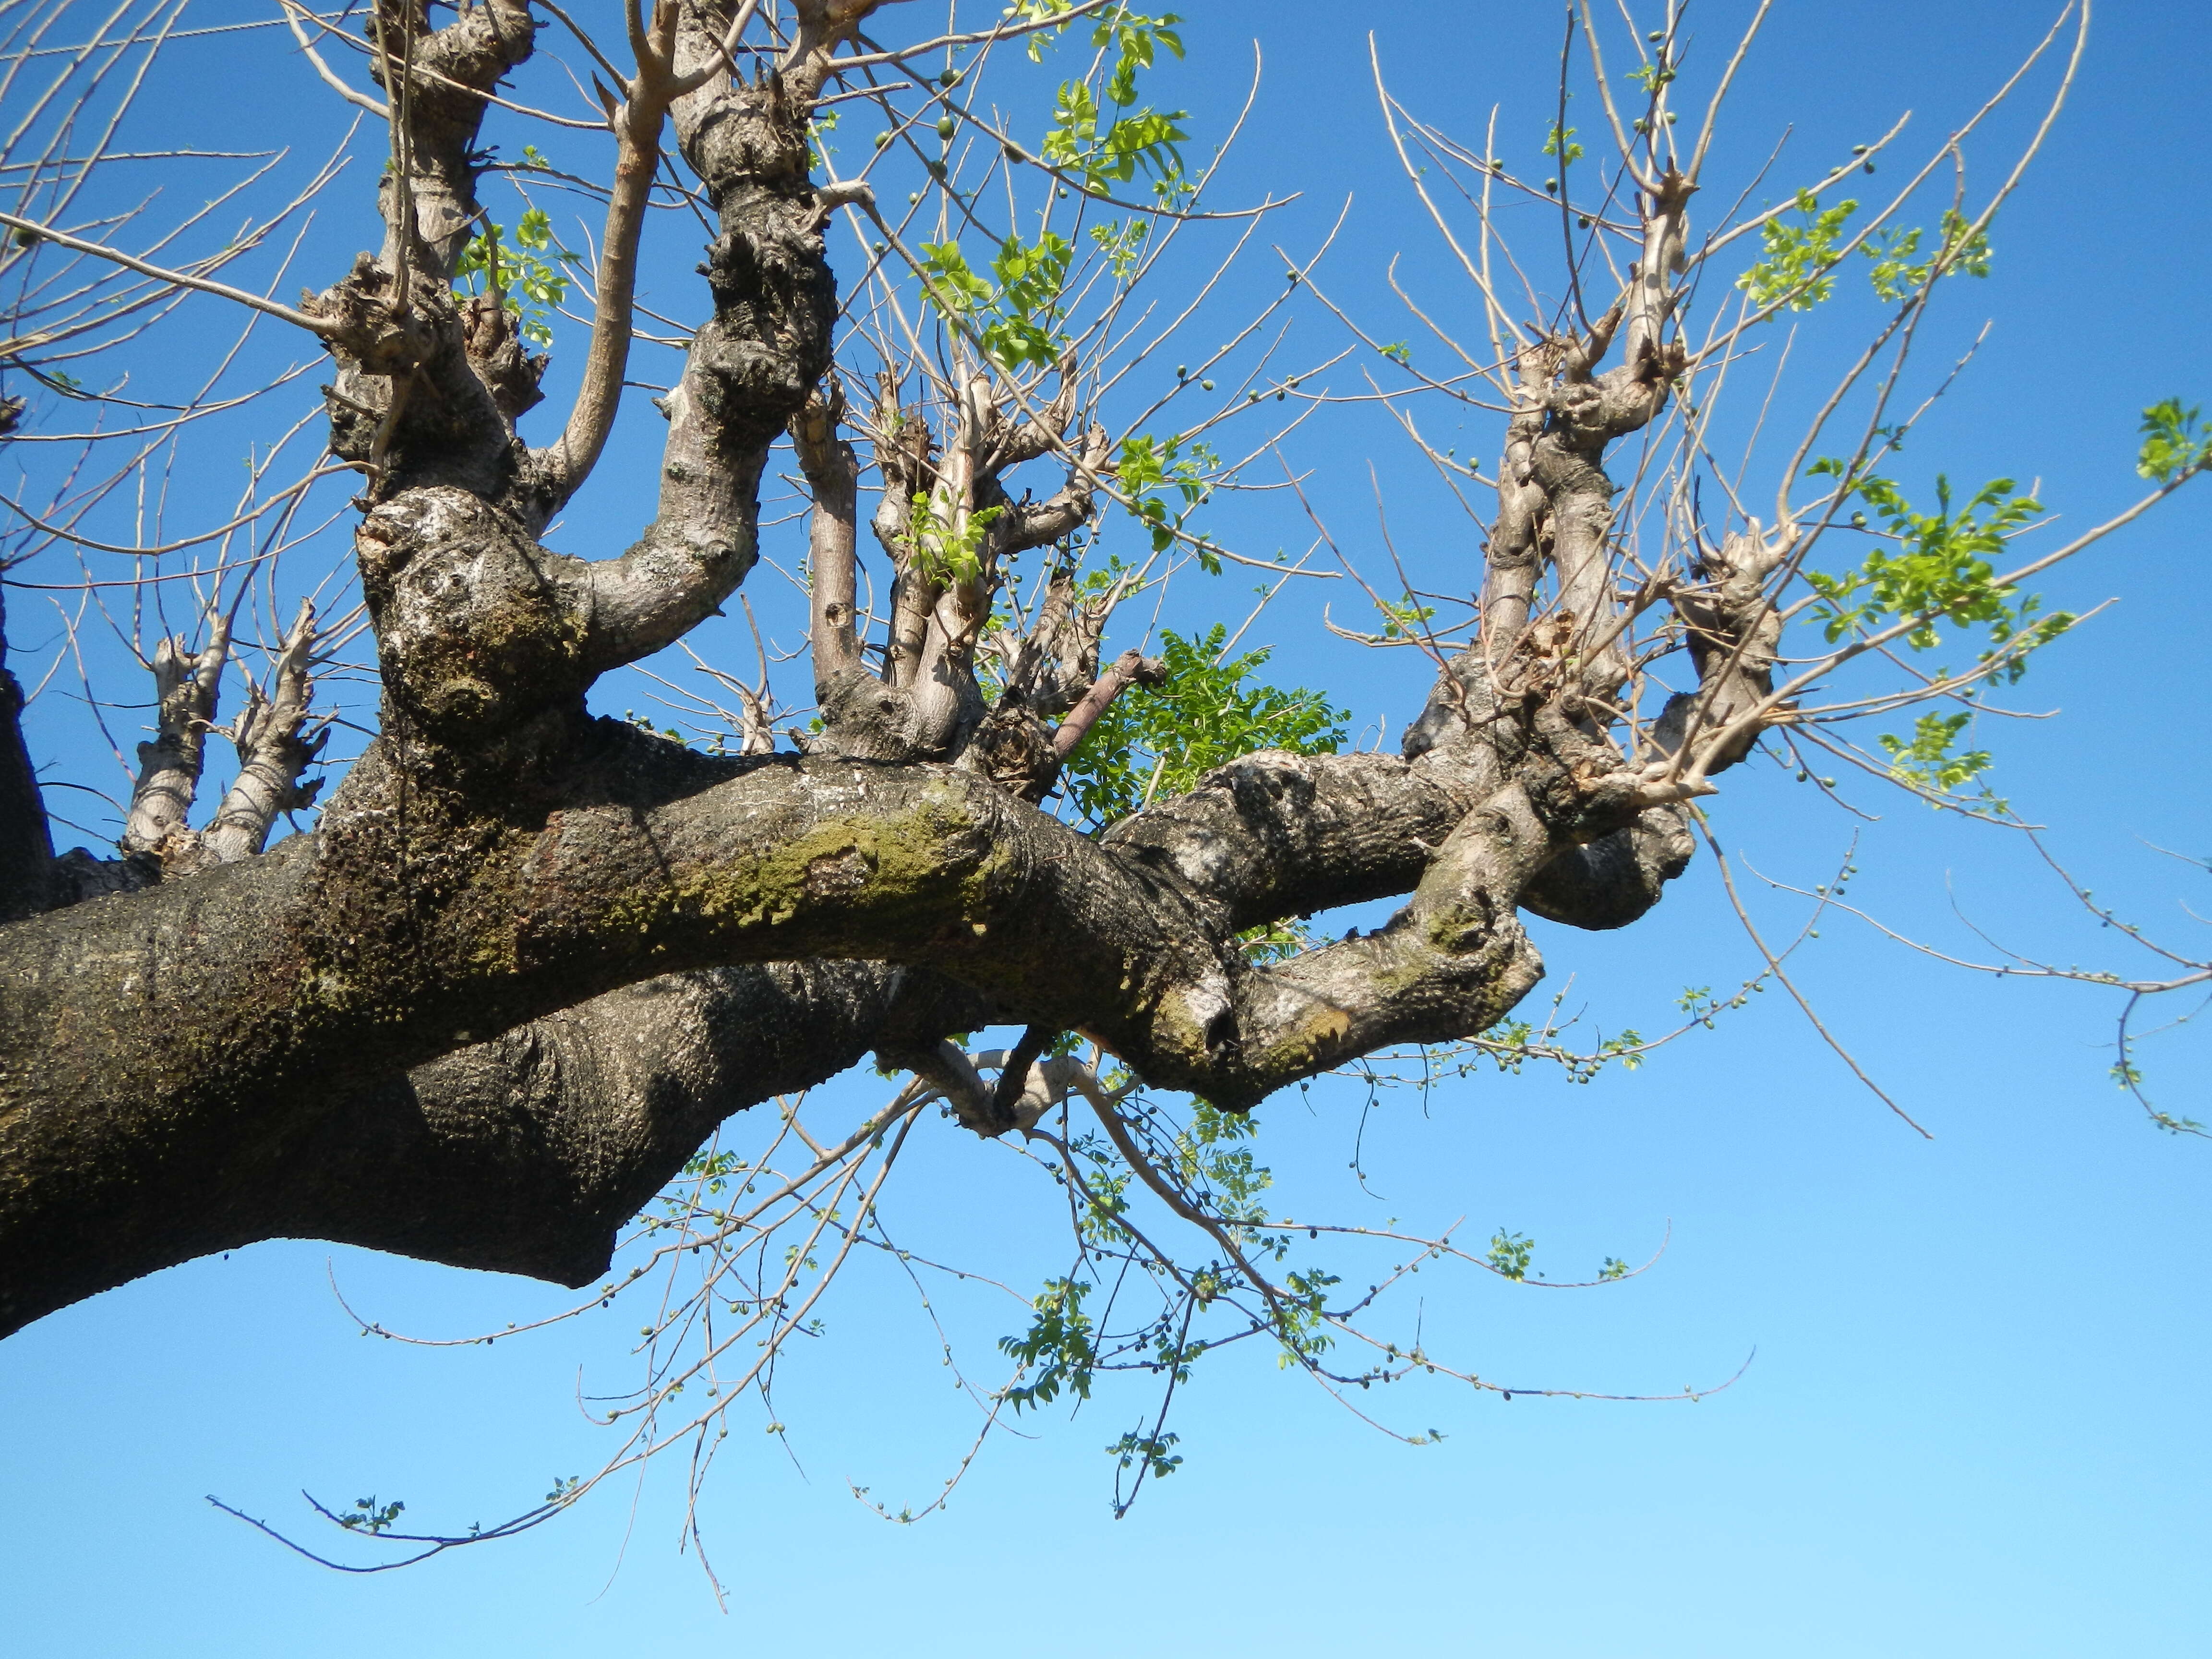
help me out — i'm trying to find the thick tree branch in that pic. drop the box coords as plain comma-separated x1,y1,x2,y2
367,0,539,282
299,961,983,1288
0,634,1678,1335
580,0,847,669
1483,337,1558,661
306,0,543,507
0,948,985,1334
1647,520,1792,776
998,420,1111,555
996,561,1114,720
0,0,1727,1355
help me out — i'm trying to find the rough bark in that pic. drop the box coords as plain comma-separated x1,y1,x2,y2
0,676,1661,1337
0,950,979,1330
0,585,54,923
1648,520,1792,771
0,0,1734,1343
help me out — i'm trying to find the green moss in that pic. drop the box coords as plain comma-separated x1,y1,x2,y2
592,781,1003,959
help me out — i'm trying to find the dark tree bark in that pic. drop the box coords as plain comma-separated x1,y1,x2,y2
0,586,54,924
0,949,981,1331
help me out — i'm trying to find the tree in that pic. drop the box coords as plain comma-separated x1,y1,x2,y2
0,0,2200,1575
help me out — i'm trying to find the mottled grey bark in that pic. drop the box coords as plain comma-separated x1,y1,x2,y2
118,617,229,870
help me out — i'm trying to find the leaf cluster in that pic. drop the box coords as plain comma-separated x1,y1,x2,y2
1866,208,1992,302
1039,8,1189,196
453,207,574,348
1114,430,1216,555
1738,193,1991,313
917,232,1074,371
1804,469,2066,664
1878,709,1996,801
1061,625,1347,830
2138,398,2212,485
901,493,1004,586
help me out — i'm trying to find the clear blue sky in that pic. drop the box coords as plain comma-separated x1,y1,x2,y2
3,2,2208,1654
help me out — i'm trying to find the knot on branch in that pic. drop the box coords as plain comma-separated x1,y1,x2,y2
789,375,851,479
871,377,937,500
1647,521,1794,776
814,668,931,761
1522,807,1695,932
685,68,810,191
357,488,589,755
311,258,526,504
304,253,430,378
688,214,837,445
962,705,1061,803
462,293,547,421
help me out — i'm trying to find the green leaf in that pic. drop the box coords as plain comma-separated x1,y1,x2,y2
453,214,574,348
1486,1230,1535,1281
1038,10,1188,193
1088,217,1150,279
1737,191,1858,311
2137,398,2212,485
998,1278,1097,1411
1061,625,1348,830
918,240,994,315
1012,0,1077,60
1110,431,1219,554
1864,208,1992,302
1878,709,1998,804
918,233,1074,370
335,1495,406,1535
901,493,1003,587
1804,471,2065,672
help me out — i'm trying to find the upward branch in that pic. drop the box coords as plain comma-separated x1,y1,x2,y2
535,0,682,503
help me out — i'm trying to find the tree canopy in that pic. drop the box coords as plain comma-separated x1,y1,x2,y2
0,0,2203,1598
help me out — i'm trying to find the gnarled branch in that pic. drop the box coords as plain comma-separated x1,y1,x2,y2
202,602,326,866
119,613,229,872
